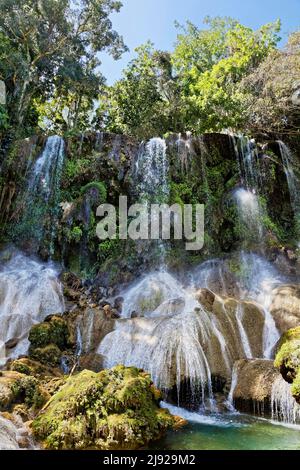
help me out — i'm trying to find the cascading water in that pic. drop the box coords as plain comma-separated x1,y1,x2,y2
0,250,65,365
98,268,273,408
98,272,216,406
193,252,280,359
233,188,264,242
231,134,261,191
271,376,300,425
134,138,169,203
14,135,65,253
277,141,300,235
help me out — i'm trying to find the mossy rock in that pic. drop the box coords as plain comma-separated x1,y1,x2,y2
32,365,177,450
29,316,72,351
10,358,62,379
30,344,62,367
274,327,300,383
10,375,50,411
0,371,49,412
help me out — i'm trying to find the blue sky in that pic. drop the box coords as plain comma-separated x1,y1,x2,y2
100,0,300,84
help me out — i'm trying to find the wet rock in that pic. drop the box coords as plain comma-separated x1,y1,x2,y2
5,338,19,350
114,296,124,312
232,359,280,416
78,353,103,372
103,304,116,319
195,288,215,311
270,285,300,333
75,307,115,353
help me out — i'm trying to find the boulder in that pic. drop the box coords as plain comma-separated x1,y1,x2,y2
32,365,179,450
232,359,280,415
270,285,300,333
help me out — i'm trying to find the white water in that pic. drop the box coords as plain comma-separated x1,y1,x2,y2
0,250,65,364
160,401,242,427
226,363,239,411
234,188,264,241
0,416,21,450
277,141,300,234
271,376,300,425
99,272,233,406
231,134,261,190
29,136,65,201
236,304,252,358
18,135,65,251
193,252,281,359
98,267,276,407
134,137,169,203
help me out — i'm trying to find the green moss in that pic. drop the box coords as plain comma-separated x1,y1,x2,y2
30,344,62,367
10,376,49,410
10,361,32,376
80,181,107,203
275,327,300,383
291,370,300,404
29,316,72,350
32,365,176,450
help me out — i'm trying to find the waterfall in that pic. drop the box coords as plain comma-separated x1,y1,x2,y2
271,376,300,425
0,250,65,364
15,135,65,252
236,304,252,358
98,271,219,407
231,135,261,191
277,141,300,233
226,363,239,411
193,252,281,358
134,138,169,203
98,270,270,408
175,132,193,173
233,188,264,242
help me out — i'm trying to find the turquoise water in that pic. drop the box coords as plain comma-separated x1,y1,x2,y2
151,404,300,450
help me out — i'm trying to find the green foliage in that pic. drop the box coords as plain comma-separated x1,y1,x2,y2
68,226,83,244
0,0,127,133
241,31,300,134
80,181,107,203
101,16,281,138
100,42,185,139
32,366,176,450
0,104,9,130
10,375,48,410
64,158,91,181
174,17,281,133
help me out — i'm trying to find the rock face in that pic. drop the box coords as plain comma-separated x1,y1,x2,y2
232,359,280,415
270,285,300,333
32,365,178,450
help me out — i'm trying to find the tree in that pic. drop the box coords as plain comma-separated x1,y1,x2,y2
241,31,300,135
0,0,127,131
100,42,184,139
173,17,281,133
